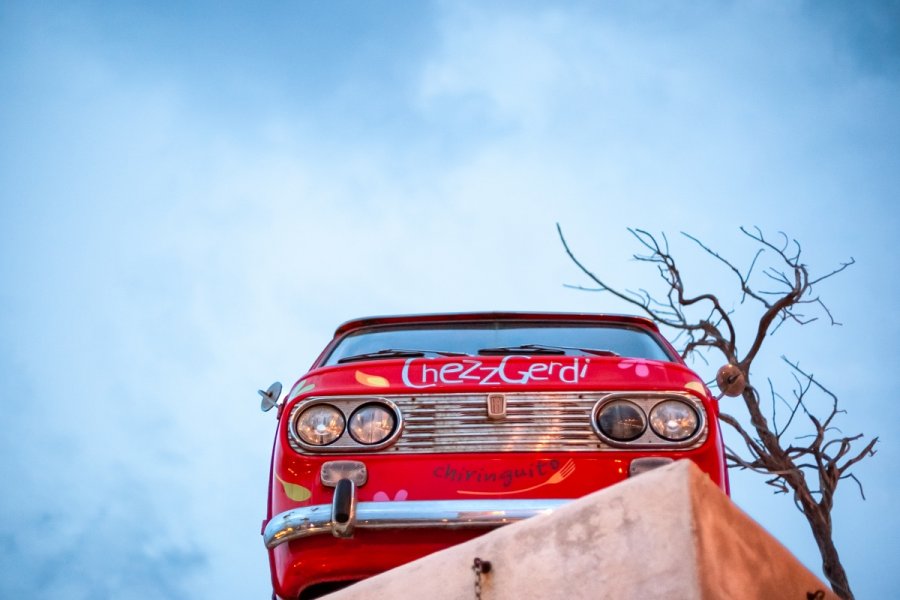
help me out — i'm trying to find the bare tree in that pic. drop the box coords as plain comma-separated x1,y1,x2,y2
557,225,877,600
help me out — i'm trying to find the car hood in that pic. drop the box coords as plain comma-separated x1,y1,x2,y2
284,355,710,404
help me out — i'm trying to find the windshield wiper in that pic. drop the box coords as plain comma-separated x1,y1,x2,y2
337,349,468,364
477,344,620,357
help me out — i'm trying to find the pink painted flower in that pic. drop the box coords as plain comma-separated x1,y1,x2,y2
618,359,651,378
373,490,408,502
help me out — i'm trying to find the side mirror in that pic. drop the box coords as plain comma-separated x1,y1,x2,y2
716,364,746,397
258,381,283,412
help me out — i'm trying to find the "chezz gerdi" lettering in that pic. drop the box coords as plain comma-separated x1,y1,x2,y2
400,356,591,389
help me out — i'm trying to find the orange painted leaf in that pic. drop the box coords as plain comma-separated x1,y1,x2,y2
355,370,389,388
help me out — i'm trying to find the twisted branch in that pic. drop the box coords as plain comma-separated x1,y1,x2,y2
558,224,875,600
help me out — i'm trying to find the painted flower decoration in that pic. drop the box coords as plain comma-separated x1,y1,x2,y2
618,359,651,378
373,490,408,502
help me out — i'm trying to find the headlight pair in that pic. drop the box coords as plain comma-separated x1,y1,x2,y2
595,398,700,443
295,403,396,447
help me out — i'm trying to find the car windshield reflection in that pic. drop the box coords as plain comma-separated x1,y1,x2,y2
323,323,672,366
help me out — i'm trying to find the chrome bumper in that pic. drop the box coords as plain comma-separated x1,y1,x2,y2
263,498,570,549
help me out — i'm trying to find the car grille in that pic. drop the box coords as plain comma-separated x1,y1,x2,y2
388,393,604,453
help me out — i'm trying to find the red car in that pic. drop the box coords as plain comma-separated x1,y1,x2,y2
260,312,729,599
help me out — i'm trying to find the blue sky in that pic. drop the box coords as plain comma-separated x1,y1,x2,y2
1,1,898,598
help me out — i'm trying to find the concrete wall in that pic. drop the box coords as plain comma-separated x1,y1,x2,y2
325,460,837,600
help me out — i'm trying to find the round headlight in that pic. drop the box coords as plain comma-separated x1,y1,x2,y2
295,404,345,445
649,400,699,441
597,400,646,441
348,403,396,445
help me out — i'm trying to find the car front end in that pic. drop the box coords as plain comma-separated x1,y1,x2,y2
262,313,728,599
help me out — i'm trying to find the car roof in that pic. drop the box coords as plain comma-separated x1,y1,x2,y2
333,312,661,337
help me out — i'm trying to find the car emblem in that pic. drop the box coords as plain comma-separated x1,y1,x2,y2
487,393,507,420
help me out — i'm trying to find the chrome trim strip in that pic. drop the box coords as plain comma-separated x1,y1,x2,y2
263,498,570,549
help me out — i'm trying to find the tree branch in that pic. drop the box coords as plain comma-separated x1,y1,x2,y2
558,224,875,600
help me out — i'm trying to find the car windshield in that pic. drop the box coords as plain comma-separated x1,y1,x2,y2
322,322,674,366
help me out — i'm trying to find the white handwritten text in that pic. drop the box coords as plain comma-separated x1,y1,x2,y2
401,356,591,389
